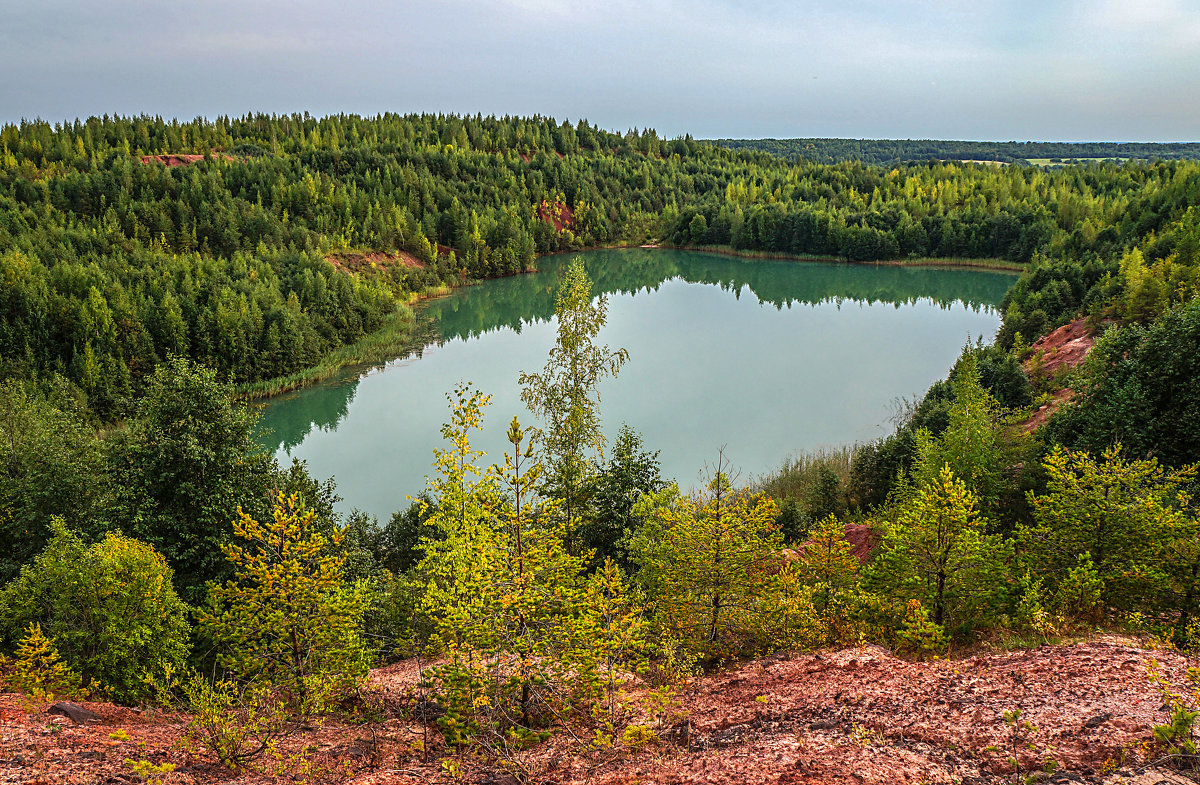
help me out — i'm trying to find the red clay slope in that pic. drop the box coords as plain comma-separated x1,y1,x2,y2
138,154,233,167
4,639,1192,784
1020,317,1101,435
528,639,1193,785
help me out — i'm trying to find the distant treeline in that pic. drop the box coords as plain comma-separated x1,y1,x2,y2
709,138,1200,166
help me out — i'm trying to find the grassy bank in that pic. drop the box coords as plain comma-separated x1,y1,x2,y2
665,244,1026,272
235,282,457,401
235,307,422,400
755,445,856,501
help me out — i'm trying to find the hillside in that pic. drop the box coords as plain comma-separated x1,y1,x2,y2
4,114,1200,419
3,639,1194,784
3,114,1200,785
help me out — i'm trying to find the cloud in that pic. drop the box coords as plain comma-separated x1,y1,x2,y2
1,0,1197,139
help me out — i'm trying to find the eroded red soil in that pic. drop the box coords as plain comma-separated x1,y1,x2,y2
138,154,233,167
1018,317,1102,435
537,200,575,232
326,250,426,273
1025,318,1098,379
785,523,878,567
2,639,1193,784
842,523,877,563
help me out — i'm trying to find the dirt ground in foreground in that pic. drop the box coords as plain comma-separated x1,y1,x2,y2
1,638,1195,784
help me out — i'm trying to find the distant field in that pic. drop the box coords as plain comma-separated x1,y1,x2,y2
711,138,1200,166
1025,156,1130,166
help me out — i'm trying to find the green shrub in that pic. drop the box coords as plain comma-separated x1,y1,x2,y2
124,758,176,783
1148,660,1200,760
1054,553,1104,623
0,521,190,703
895,600,948,660
181,674,292,771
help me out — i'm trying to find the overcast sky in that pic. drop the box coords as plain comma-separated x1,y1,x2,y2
2,0,1198,141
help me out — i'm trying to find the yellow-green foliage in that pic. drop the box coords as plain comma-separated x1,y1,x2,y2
1012,573,1057,637
755,563,823,652
199,492,372,707
11,622,84,701
620,723,658,749
629,470,783,659
0,522,189,702
895,600,948,660
1020,445,1196,621
1148,660,1200,757
518,257,628,547
794,515,861,643
124,758,176,783
182,674,291,771
1053,554,1104,623
579,558,650,732
418,391,648,752
1119,231,1200,323
867,465,1009,634
910,354,1006,514
989,708,1058,784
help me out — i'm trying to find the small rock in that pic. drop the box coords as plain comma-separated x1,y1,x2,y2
711,723,751,747
47,701,99,725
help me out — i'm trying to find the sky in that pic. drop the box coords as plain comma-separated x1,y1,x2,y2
2,0,1198,141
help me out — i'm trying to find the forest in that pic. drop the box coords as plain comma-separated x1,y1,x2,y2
2,112,1200,776
712,136,1200,166
6,113,1200,418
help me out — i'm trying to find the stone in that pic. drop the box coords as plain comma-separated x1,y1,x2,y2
47,702,99,725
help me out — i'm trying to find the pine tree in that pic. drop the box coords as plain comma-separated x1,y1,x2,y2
910,353,1005,513
419,391,644,750
199,492,372,710
630,466,782,658
867,465,1007,631
1020,445,1194,619
796,515,860,632
11,622,84,701
419,392,585,747
575,558,648,735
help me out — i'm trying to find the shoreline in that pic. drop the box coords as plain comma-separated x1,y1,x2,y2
243,245,1023,402
650,244,1027,272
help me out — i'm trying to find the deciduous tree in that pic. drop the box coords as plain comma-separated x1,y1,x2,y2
519,258,628,553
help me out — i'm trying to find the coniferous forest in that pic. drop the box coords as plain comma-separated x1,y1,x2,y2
2,113,1200,775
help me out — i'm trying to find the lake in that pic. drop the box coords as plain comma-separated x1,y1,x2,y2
256,248,1016,519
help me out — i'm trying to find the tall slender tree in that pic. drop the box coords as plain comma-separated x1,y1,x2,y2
519,257,628,553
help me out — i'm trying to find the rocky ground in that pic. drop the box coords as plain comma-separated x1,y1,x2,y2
2,638,1197,784
1020,317,1100,435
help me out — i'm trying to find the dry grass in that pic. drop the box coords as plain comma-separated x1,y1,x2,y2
754,445,855,501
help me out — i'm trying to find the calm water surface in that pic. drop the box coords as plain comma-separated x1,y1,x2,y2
257,249,1015,518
